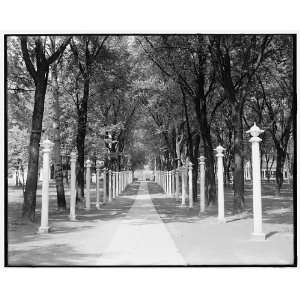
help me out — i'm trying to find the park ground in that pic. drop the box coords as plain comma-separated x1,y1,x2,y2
7,180,294,266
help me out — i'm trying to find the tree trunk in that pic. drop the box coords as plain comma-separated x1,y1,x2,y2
76,78,89,206
192,134,200,202
51,65,66,210
200,116,216,206
232,104,245,213
275,146,286,195
193,93,216,205
22,78,47,221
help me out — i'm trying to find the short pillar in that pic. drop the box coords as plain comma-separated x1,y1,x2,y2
108,170,112,202
175,168,179,201
187,160,193,208
199,156,206,213
171,170,175,196
165,171,167,193
116,171,119,196
85,159,91,210
112,171,116,199
215,145,225,222
39,139,53,233
123,171,125,190
181,165,187,207
168,171,172,195
69,151,77,221
96,160,101,209
247,123,266,240
103,168,107,203
116,172,120,197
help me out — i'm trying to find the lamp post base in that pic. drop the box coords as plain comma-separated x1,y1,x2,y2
252,232,266,241
218,217,226,224
69,215,77,221
38,226,49,234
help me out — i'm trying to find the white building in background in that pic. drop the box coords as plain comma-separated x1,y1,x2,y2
243,154,290,181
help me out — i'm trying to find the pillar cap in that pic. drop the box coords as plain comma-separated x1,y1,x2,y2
187,160,193,167
215,145,226,155
96,160,104,168
70,151,77,160
41,139,54,151
85,158,92,167
246,122,264,137
198,156,205,163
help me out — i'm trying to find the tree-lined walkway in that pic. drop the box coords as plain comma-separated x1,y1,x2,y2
8,180,293,266
97,181,186,265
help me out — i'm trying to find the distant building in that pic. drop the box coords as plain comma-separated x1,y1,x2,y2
243,154,289,181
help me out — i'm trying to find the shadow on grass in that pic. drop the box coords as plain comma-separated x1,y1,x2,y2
8,182,140,246
147,181,293,226
8,243,100,266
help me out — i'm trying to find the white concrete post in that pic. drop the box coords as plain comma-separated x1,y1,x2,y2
170,170,173,195
123,171,125,189
247,123,266,240
116,171,119,196
188,160,193,208
215,145,225,222
199,156,206,213
112,171,116,199
181,164,187,207
39,139,53,233
69,151,77,221
165,171,169,194
108,170,112,202
119,171,122,192
123,171,126,189
96,160,101,209
168,171,172,195
122,171,124,192
103,168,107,203
85,159,91,210
165,171,167,192
175,168,179,201
171,170,175,196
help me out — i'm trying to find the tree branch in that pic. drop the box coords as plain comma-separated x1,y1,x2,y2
47,37,71,65
20,37,37,82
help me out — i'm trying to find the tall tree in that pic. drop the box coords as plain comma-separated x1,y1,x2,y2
49,37,67,210
70,36,108,205
210,35,272,212
20,36,70,221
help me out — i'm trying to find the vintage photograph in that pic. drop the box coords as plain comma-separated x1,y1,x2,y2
5,34,296,266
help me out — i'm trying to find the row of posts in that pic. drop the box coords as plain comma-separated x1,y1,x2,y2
155,123,266,239
154,156,207,212
39,142,133,233
39,123,265,239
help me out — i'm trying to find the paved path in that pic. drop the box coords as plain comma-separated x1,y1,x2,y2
97,181,186,265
